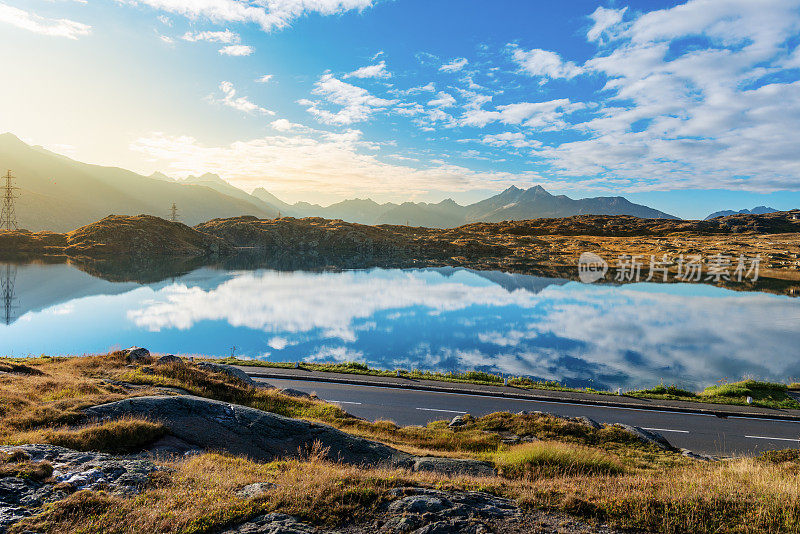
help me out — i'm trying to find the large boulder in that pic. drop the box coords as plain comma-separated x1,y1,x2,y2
122,347,152,364
156,355,183,366
83,396,411,467
411,457,496,478
614,424,675,451
196,362,256,387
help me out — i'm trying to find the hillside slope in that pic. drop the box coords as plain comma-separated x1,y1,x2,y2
0,134,278,232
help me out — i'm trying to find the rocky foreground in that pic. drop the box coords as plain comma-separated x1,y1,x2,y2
0,348,666,533
2,349,798,533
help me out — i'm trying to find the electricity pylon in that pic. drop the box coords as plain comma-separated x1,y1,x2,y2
1,264,17,325
1,170,19,230
169,202,179,222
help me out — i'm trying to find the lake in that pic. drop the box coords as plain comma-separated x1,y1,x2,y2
2,261,799,390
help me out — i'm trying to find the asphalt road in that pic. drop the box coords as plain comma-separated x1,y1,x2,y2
258,377,800,457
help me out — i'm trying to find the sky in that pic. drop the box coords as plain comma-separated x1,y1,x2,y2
1,0,799,218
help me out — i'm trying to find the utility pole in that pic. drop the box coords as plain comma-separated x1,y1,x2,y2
1,264,16,325
1,170,19,231
169,202,179,222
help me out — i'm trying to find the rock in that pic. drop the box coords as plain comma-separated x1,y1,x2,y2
381,488,519,534
196,362,256,387
576,416,602,430
0,505,29,531
236,482,276,499
221,512,316,534
157,355,183,366
145,435,202,457
680,448,718,462
614,424,675,451
278,388,312,399
411,457,496,478
0,444,162,532
412,520,490,534
388,494,449,515
122,346,152,364
447,415,468,428
83,395,412,467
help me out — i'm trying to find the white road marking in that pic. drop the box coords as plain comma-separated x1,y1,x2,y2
642,427,690,434
416,407,468,414
326,400,362,405
745,435,800,442
255,377,800,424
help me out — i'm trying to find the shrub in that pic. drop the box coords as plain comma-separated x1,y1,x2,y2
494,441,624,478
15,418,167,454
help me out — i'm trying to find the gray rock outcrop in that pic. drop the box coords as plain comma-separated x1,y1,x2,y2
196,362,257,387
614,424,675,451
157,355,183,366
411,457,496,478
0,445,161,532
122,346,152,364
221,513,316,534
84,395,411,467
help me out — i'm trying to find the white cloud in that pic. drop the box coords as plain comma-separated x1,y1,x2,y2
0,2,91,39
537,0,800,191
120,0,374,32
256,74,274,83
267,336,293,350
440,57,468,72
182,29,239,43
269,118,315,133
345,60,391,79
217,81,274,115
510,46,583,79
461,99,581,129
129,131,548,200
391,82,436,96
587,6,626,42
303,74,397,125
219,44,253,56
481,132,541,149
427,91,456,108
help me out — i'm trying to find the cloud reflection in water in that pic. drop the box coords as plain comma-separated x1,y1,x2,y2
126,269,800,390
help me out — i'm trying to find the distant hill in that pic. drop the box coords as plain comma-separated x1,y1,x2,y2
286,185,677,226
0,132,678,230
705,206,779,220
0,133,279,232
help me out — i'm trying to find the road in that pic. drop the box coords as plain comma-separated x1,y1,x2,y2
257,377,800,456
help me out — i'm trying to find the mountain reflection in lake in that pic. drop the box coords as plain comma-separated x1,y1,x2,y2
2,261,799,390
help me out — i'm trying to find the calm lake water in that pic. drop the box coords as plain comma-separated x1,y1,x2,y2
2,261,799,390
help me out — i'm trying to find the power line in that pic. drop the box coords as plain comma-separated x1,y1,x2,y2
1,170,19,231
1,264,17,325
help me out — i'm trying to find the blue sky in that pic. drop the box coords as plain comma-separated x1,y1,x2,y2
1,0,799,217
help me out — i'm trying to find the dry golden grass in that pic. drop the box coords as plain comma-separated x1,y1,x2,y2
11,449,800,534
0,354,161,447
4,353,800,534
10,418,167,454
493,441,625,478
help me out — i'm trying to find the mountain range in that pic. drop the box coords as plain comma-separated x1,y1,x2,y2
0,133,678,232
704,206,778,220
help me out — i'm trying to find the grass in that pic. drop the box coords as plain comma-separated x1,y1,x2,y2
216,357,800,409
3,352,800,534
11,418,167,454
493,441,625,478
0,449,53,481
630,379,800,409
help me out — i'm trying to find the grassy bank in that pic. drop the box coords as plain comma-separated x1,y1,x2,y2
2,353,800,533
214,357,800,410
